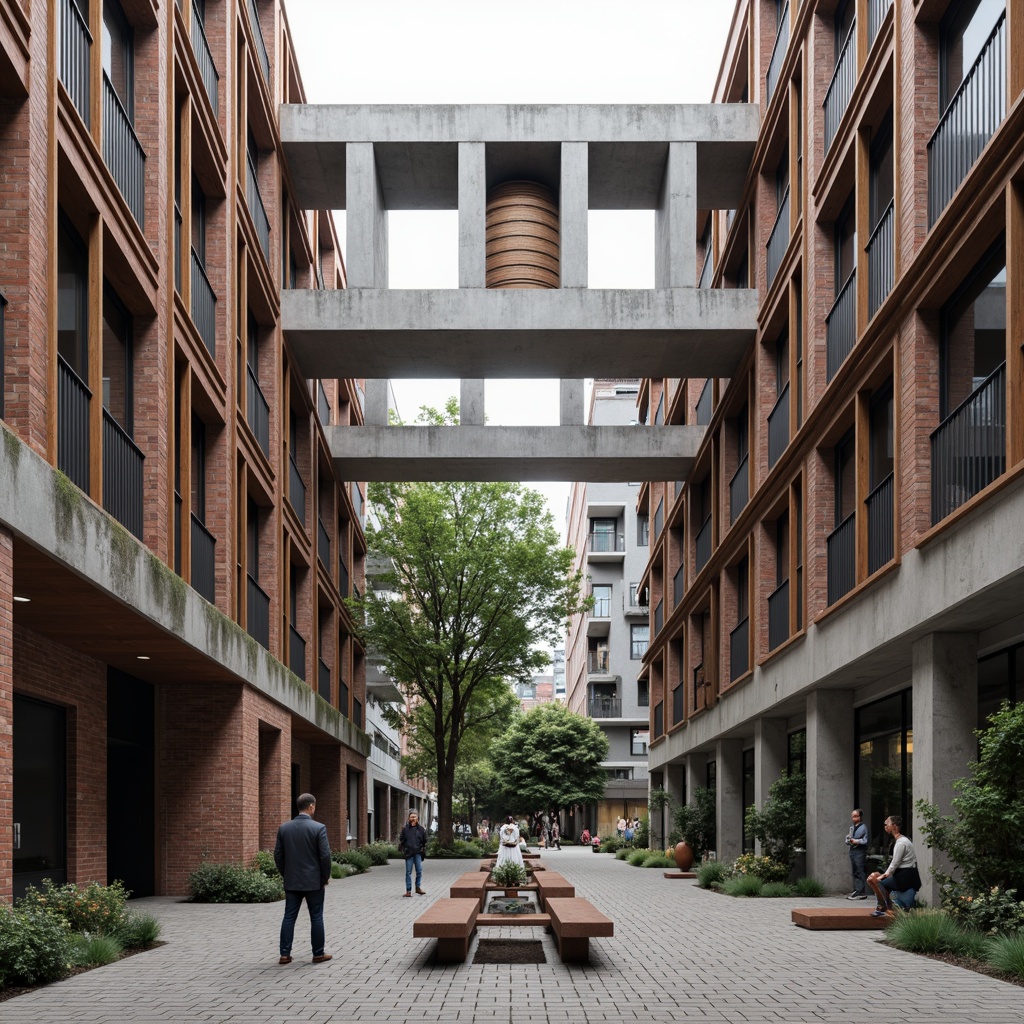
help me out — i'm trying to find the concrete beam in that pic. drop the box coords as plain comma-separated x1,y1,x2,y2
326,424,704,482
282,287,758,380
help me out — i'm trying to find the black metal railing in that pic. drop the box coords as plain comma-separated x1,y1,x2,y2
246,365,270,456
247,0,271,85
353,699,363,729
867,199,894,319
673,564,685,606
588,649,610,674
289,624,306,681
768,578,790,651
766,1,790,104
826,270,857,381
695,516,712,573
173,204,183,293
824,19,857,153
827,512,857,605
174,491,182,575
588,696,622,719
587,532,625,554
190,249,216,358
768,383,790,470
102,75,145,229
928,12,1006,227
729,453,749,524
102,410,144,539
190,513,216,602
339,556,350,598
654,599,663,635
57,355,91,493
730,617,749,681
318,658,330,701
317,380,330,425
868,0,892,48
60,0,91,127
190,0,219,116
288,454,306,524
696,379,712,426
246,573,270,648
317,517,330,566
698,248,713,289
766,186,791,290
930,362,1005,524
866,472,894,575
672,685,684,726
654,700,664,738
338,678,349,715
247,152,271,263
654,500,664,541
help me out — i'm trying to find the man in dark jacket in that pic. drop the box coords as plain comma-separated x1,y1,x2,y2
398,809,428,897
274,793,332,964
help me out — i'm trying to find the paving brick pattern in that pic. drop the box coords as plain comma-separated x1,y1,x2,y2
5,846,1024,1022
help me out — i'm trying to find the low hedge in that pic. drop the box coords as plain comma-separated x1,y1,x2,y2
0,906,75,988
426,838,484,859
332,850,372,873
188,862,283,903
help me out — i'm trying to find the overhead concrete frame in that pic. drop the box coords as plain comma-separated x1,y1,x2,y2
279,103,759,480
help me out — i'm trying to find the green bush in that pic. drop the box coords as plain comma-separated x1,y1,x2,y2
425,838,484,859
250,850,279,877
626,849,649,867
615,848,631,861
17,879,129,935
732,853,790,883
634,817,650,849
331,862,358,879
381,843,402,859
492,861,528,887
986,934,1024,978
674,787,717,860
601,835,623,853
332,850,372,873
0,906,74,988
72,932,123,967
187,863,283,903
944,884,1024,936
793,877,825,898
886,909,980,955
641,854,674,868
696,860,731,890
111,910,162,950
761,882,796,898
357,843,391,866
744,772,806,870
723,874,764,897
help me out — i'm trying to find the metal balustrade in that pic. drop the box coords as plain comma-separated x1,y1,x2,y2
768,578,790,651
588,696,622,719
826,271,857,381
824,20,857,153
318,658,331,701
931,362,1005,524
587,650,610,674
190,513,216,602
766,186,790,290
246,153,271,263
866,472,894,575
60,0,91,126
767,383,790,470
868,0,892,48
103,411,144,539
247,0,271,85
190,249,216,357
317,517,330,566
695,379,712,426
289,624,306,681
928,12,1006,227
246,364,270,456
673,564,684,606
695,517,712,573
766,2,790,104
826,512,856,605
587,531,625,554
191,0,219,115
288,454,306,524
246,573,270,648
730,617,749,681
654,700,664,737
654,599,663,635
102,75,146,228
672,685,684,726
317,380,330,425
57,356,91,493
729,453,749,524
867,200,894,319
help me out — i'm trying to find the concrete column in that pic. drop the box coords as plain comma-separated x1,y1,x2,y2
560,142,588,288
913,632,978,906
806,689,854,891
685,751,707,804
346,142,388,289
460,379,485,425
716,738,744,862
655,141,697,288
663,762,686,848
753,718,787,856
363,378,390,426
458,142,486,288
560,379,584,425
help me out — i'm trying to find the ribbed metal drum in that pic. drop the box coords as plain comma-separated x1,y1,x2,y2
485,181,560,288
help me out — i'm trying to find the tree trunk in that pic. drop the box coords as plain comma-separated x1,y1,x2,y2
436,760,457,847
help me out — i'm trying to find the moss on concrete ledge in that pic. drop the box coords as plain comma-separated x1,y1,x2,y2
146,552,187,634
2,424,23,468
53,470,86,544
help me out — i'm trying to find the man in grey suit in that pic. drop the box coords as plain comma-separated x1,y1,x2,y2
274,793,332,964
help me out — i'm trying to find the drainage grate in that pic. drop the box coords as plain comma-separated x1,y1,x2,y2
472,938,547,964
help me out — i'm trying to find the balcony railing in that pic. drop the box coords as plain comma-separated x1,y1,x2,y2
768,383,790,470
928,12,1005,228
587,649,610,674
729,453,749,524
654,599,663,636
190,0,219,115
190,513,216,602
174,204,183,293
768,578,790,652
868,0,893,48
339,555,350,598
57,355,90,493
289,624,306,681
931,362,1005,524
317,517,330,566
695,379,712,426
730,617,749,681
246,573,270,648
824,20,857,153
866,472,894,575
826,512,856,605
672,685,684,726
698,248,713,289
765,2,790,104
288,454,306,524
102,74,145,229
654,700,664,738
317,380,330,425
673,564,684,606
190,250,216,358
587,532,625,554
318,658,331,701
102,411,144,539
766,186,791,290
60,0,91,127
867,200,894,319
654,500,664,541
695,516,712,573
826,270,857,382
246,153,271,263
247,0,271,86
588,696,622,719
246,365,270,457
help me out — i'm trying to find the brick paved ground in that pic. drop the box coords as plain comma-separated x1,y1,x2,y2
5,846,1024,1023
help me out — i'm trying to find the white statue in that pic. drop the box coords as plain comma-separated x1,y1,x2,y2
495,816,525,870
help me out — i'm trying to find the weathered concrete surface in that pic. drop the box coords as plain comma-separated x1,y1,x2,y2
283,287,757,379
326,425,704,482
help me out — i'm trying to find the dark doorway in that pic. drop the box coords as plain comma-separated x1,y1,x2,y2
107,669,155,896
291,763,301,817
13,695,67,898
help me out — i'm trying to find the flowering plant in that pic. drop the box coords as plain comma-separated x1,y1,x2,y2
942,883,1024,935
732,853,790,883
17,879,129,935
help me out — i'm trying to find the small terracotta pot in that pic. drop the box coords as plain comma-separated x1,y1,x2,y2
674,841,695,871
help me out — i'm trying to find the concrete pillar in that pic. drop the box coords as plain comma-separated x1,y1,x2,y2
363,378,390,426
560,142,588,288
913,632,978,906
560,379,584,425
716,738,744,862
460,379,485,425
663,762,685,849
655,141,697,288
458,142,486,288
806,690,854,891
685,751,707,804
753,718,787,857
346,142,388,289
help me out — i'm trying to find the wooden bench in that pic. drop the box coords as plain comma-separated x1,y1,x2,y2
545,897,614,963
480,859,545,871
791,907,891,930
534,870,574,908
450,871,488,909
413,898,479,962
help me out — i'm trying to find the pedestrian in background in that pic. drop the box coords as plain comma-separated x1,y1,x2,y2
399,809,428,897
845,808,869,900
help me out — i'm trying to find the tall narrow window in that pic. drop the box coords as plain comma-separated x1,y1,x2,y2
869,386,894,489
102,285,133,434
834,0,855,66
191,414,206,522
776,327,789,396
191,176,206,266
835,431,856,527
102,0,134,118
247,497,260,582
940,0,1005,111
835,198,856,293
870,114,894,229
591,584,612,618
58,216,89,380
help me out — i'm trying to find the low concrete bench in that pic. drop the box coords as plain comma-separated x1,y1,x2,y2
450,871,488,909
791,907,891,930
545,897,614,963
413,898,479,962
534,870,574,907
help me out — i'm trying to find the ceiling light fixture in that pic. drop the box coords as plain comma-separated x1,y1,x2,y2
137,655,151,661
13,595,30,603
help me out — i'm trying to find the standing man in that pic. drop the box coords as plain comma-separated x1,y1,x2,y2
274,793,332,965
399,809,428,897
845,808,869,900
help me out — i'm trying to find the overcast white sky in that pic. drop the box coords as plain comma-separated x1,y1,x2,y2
285,0,736,533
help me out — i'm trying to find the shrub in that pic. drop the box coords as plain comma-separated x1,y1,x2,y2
357,843,391,867
723,874,764,897
615,848,631,861
793,877,825,898
696,860,731,890
381,843,402,859
0,906,74,988
601,835,623,853
492,861,528,887
187,863,283,903
627,849,649,867
674,787,716,860
72,933,123,967
732,853,790,884
761,882,796,898
250,850,279,877
330,862,353,880
642,854,674,868
986,934,1024,979
634,817,650,849
425,838,483,859
744,772,806,869
17,879,129,935
886,910,979,955
944,884,1024,936
332,850,372,873
111,910,162,950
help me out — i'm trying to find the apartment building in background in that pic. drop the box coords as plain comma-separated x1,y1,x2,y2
0,0,373,899
566,381,651,837
640,0,1024,899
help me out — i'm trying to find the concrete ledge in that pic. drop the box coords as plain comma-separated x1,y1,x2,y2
476,914,551,927
791,908,892,930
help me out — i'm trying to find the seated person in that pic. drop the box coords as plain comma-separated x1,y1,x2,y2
866,815,921,916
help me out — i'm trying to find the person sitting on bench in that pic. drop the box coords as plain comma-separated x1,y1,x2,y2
866,815,921,916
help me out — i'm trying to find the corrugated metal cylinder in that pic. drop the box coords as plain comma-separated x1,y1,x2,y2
485,181,560,288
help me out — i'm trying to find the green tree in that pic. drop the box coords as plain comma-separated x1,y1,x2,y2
490,703,609,815
744,772,806,868
351,480,584,847
674,787,717,860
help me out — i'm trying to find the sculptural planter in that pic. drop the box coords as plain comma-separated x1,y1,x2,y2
674,841,695,871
